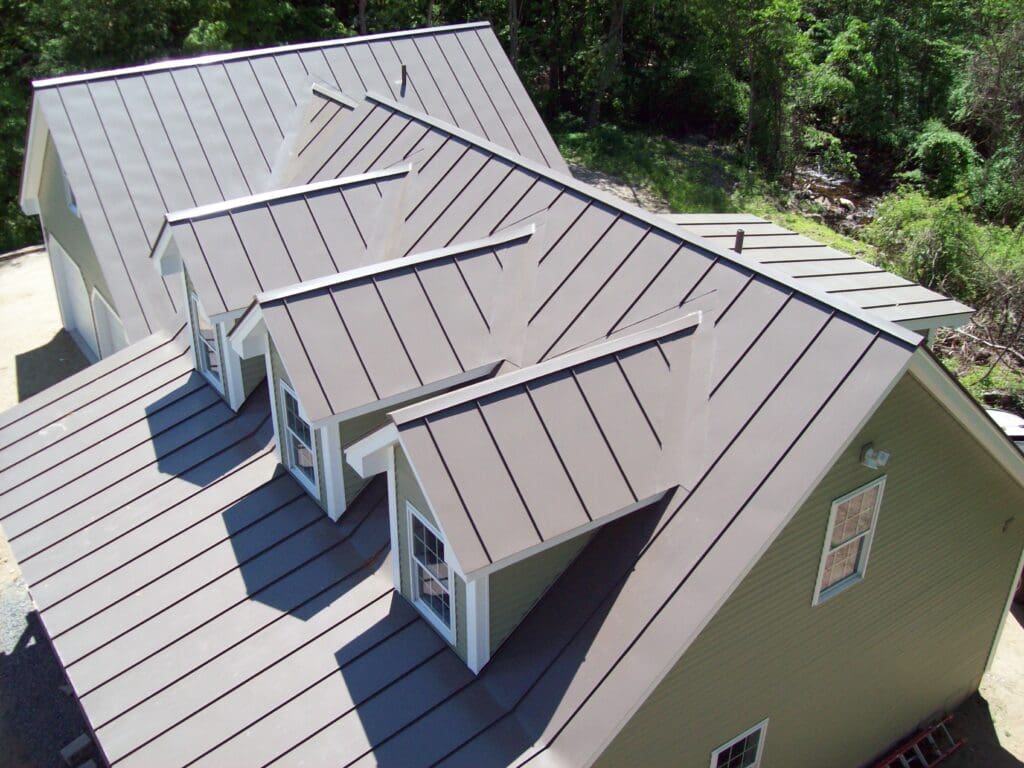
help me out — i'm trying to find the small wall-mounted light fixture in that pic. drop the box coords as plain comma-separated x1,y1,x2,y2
860,443,890,470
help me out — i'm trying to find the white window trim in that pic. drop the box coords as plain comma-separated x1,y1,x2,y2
812,476,887,606
279,379,320,497
406,501,456,645
710,718,769,768
190,291,224,393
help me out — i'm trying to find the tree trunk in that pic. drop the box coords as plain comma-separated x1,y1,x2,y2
586,0,625,128
509,0,520,71
357,0,368,35
426,0,434,26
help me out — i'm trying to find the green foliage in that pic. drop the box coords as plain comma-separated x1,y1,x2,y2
800,126,859,179
945,358,1024,411
864,190,985,301
909,120,977,196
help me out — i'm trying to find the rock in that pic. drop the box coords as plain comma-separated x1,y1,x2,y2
838,197,856,211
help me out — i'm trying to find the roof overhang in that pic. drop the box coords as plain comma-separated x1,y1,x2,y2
909,347,1024,490
345,423,399,478
898,311,975,334
20,95,49,216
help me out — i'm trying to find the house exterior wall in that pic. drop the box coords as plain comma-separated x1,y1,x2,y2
39,135,112,308
594,372,1024,768
239,352,265,398
340,409,391,506
395,445,468,662
488,532,592,653
269,338,327,510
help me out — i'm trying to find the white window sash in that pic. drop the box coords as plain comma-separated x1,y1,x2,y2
407,502,455,643
709,718,769,768
279,381,319,496
191,293,223,391
813,476,886,605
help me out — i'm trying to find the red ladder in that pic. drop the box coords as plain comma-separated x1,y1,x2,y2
870,715,965,768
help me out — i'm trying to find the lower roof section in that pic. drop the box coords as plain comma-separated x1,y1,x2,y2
666,213,974,332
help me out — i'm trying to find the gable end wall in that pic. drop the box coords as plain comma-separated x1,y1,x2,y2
594,372,1024,768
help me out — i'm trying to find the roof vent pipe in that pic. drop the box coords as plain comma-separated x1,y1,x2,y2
400,64,408,95
733,228,745,254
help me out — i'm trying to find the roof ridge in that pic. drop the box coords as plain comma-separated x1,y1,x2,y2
164,165,411,224
256,222,537,305
32,22,492,89
390,309,703,425
358,91,923,349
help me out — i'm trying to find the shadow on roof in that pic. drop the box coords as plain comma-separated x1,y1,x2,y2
334,495,668,765
222,474,392,621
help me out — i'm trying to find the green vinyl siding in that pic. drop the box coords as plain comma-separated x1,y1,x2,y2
594,372,1024,768
339,409,391,506
395,445,467,661
489,532,592,652
39,136,111,307
239,352,266,398
269,338,327,510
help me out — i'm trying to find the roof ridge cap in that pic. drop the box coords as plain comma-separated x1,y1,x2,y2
32,22,492,89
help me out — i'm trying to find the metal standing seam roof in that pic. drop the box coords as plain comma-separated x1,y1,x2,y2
666,213,975,330
253,225,538,424
163,165,412,317
27,22,566,341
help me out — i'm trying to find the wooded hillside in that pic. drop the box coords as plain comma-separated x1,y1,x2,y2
2,0,1021,405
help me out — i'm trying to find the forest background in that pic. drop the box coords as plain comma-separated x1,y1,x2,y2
1,0,1022,405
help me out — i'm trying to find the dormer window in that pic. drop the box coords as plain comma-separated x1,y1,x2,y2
190,292,222,391
408,503,455,641
280,381,319,494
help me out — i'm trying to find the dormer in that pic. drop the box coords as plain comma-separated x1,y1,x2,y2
345,311,707,672
229,225,539,521
152,166,412,412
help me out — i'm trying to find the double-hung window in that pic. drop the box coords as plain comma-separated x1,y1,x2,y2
280,382,318,494
813,476,886,604
710,720,768,768
408,503,454,641
191,293,222,390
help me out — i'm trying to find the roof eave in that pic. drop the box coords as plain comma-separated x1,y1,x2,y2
19,95,48,215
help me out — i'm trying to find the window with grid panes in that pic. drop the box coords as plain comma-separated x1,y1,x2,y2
191,293,221,388
409,505,453,636
280,383,317,492
710,721,767,768
814,477,886,604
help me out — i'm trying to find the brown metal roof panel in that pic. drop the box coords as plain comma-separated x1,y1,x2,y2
413,259,494,367
403,157,517,253
334,280,425,395
239,645,471,768
34,472,302,633
734,233,824,249
302,102,392,180
527,370,637,513
112,77,200,211
665,212,766,225
219,59,288,158
275,292,377,414
425,404,541,561
708,278,791,385
492,176,564,232
0,378,218,506
3,399,254,551
397,421,491,569
331,111,411,179
194,64,273,178
346,41,398,98
845,284,953,308
413,36,487,140
476,385,590,538
80,480,389,731
171,221,226,313
681,221,791,237
99,571,398,762
86,81,171,245
390,37,459,125
374,267,467,383
868,299,974,325
54,502,340,665
262,194,339,279
272,52,311,103
247,56,299,117
260,302,335,417
336,177,387,237
770,258,881,277
0,346,194,469
802,271,915,292
229,205,304,294
443,170,541,246
749,245,854,262
188,213,264,307
303,184,371,255
70,498,387,695
319,46,367,93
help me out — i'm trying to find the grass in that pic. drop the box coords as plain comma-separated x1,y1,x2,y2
943,357,1024,411
556,123,875,259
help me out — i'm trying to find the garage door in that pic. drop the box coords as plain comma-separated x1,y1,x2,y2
49,237,98,360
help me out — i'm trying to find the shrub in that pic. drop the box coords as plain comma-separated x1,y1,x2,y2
969,144,1024,226
909,120,978,196
801,126,859,179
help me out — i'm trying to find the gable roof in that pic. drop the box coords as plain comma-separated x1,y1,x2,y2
162,165,410,317
667,213,974,332
251,224,536,423
22,22,566,341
